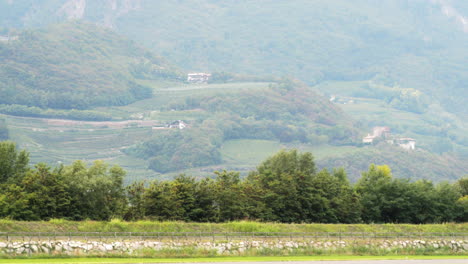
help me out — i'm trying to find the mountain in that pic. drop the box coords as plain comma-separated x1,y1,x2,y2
0,22,181,109
0,1,466,181
1,0,467,116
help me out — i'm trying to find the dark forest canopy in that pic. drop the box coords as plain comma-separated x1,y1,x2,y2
0,141,465,223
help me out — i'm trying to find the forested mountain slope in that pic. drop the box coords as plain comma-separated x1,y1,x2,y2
1,0,467,116
0,22,181,109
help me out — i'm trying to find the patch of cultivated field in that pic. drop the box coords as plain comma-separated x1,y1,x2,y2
1,82,286,181
4,115,160,182
220,139,362,168
96,82,273,119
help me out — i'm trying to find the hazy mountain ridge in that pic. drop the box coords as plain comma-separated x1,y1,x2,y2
1,0,466,116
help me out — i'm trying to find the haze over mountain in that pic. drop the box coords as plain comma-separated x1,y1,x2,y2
0,0,466,181
1,0,467,116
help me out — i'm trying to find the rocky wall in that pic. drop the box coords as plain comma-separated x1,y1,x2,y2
0,239,466,256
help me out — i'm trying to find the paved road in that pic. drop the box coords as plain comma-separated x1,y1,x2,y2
169,261,468,264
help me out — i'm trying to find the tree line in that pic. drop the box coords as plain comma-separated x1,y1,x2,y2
0,141,466,223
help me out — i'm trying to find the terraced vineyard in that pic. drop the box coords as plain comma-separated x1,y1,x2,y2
4,115,159,182
2,82,280,181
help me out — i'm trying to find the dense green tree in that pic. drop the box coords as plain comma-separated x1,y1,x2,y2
143,180,179,220
125,181,146,221
456,195,468,222
61,160,126,220
356,164,464,223
0,141,29,183
431,182,464,223
309,169,361,223
455,176,468,222
0,184,35,220
191,178,217,222
356,164,393,223
456,177,468,196
0,146,464,223
170,175,197,221
21,163,71,220
408,180,440,223
248,150,317,222
213,170,246,221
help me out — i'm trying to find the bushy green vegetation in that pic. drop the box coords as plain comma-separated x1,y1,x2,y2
0,142,125,221
1,142,465,223
0,22,181,110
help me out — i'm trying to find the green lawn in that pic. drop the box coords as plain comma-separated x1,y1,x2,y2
0,220,466,233
0,255,466,263
220,139,283,165
220,140,362,166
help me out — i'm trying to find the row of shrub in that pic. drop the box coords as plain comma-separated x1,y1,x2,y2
1,141,466,223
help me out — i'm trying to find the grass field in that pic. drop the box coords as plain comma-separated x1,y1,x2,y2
0,255,466,263
108,82,273,115
220,140,362,167
0,220,466,233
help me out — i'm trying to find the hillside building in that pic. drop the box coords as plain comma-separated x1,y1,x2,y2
362,126,416,150
167,120,187,130
372,126,391,138
0,35,18,42
363,134,375,144
397,138,416,151
362,126,391,144
187,73,211,83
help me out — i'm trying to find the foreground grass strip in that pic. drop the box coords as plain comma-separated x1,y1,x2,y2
0,256,467,264
0,219,467,233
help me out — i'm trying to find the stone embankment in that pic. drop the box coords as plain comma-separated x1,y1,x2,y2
0,239,466,256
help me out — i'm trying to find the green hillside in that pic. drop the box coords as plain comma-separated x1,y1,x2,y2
120,80,361,173
1,0,466,116
0,2,466,181
314,80,468,156
318,144,467,182
0,22,181,109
